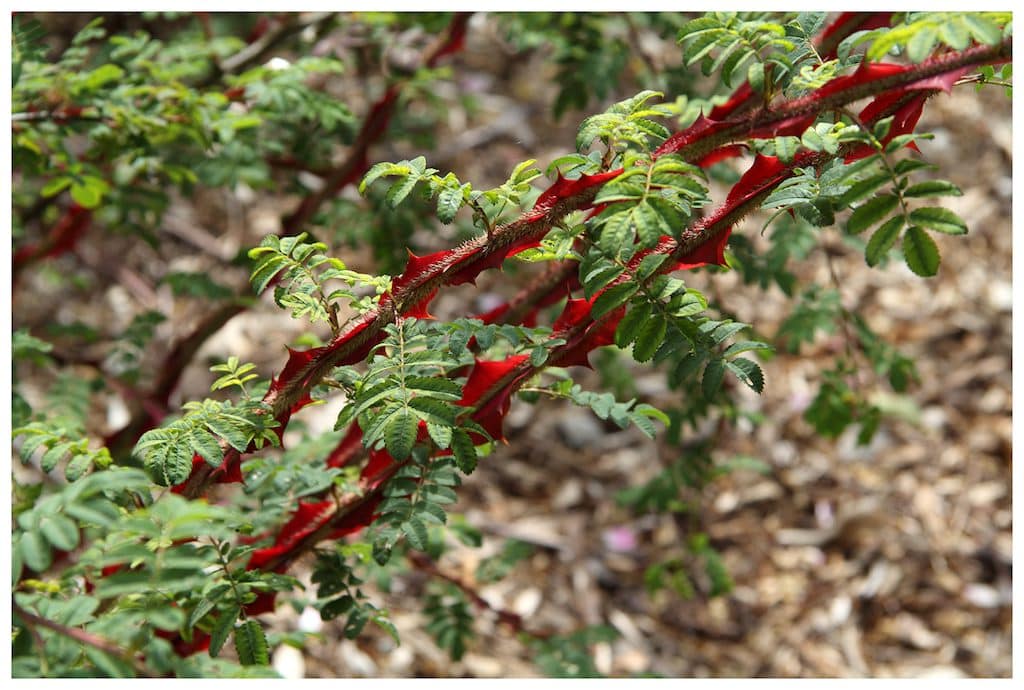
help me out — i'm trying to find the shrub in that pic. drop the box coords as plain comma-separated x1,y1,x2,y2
11,11,1012,678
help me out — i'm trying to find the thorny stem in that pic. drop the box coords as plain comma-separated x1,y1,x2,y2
155,33,1013,643
185,35,1011,505
235,46,1007,568
665,38,1011,163
173,34,1013,500
247,149,790,576
99,14,474,471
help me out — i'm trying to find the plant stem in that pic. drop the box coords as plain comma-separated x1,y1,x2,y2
13,602,157,677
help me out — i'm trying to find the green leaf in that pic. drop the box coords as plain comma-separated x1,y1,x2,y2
209,604,241,658
940,18,971,50
401,517,429,551
40,514,80,551
385,411,418,461
450,430,478,474
187,584,232,630
81,63,124,89
707,320,747,345
836,173,891,207
65,499,119,528
58,596,100,626
249,255,288,295
865,215,904,267
591,282,638,321
725,357,764,393
773,136,799,163
598,207,635,257
69,176,109,209
747,61,765,94
722,340,772,358
701,358,726,399
635,253,669,282
847,193,899,234
359,162,400,194
615,302,651,348
962,14,1004,45
19,531,52,573
633,201,668,248
902,226,941,277
18,433,51,462
418,500,448,526
426,421,453,449
84,648,135,678
408,396,457,427
906,24,938,63
436,184,464,224
40,176,72,197
144,438,196,486
385,175,420,209
632,317,667,363
902,180,963,198
582,263,623,299
908,206,968,235
65,452,95,482
189,429,224,467
320,595,355,620
205,416,251,452
41,441,74,472
234,619,270,666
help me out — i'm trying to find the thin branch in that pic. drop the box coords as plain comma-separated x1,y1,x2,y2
282,13,472,233
406,551,529,633
201,13,335,86
13,602,158,677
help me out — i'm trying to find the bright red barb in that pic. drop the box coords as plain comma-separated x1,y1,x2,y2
726,154,787,205
171,451,242,493
360,85,400,142
477,302,510,325
402,287,439,319
247,499,335,571
158,628,211,657
818,13,894,60
709,83,754,120
392,248,455,294
459,355,531,440
271,344,329,395
812,60,910,102
553,297,593,332
459,355,529,408
697,144,748,168
655,115,734,159
448,248,508,286
245,592,278,616
326,495,383,538
551,304,626,369
525,170,623,221
847,92,928,161
326,424,365,469
674,154,787,270
361,447,397,487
